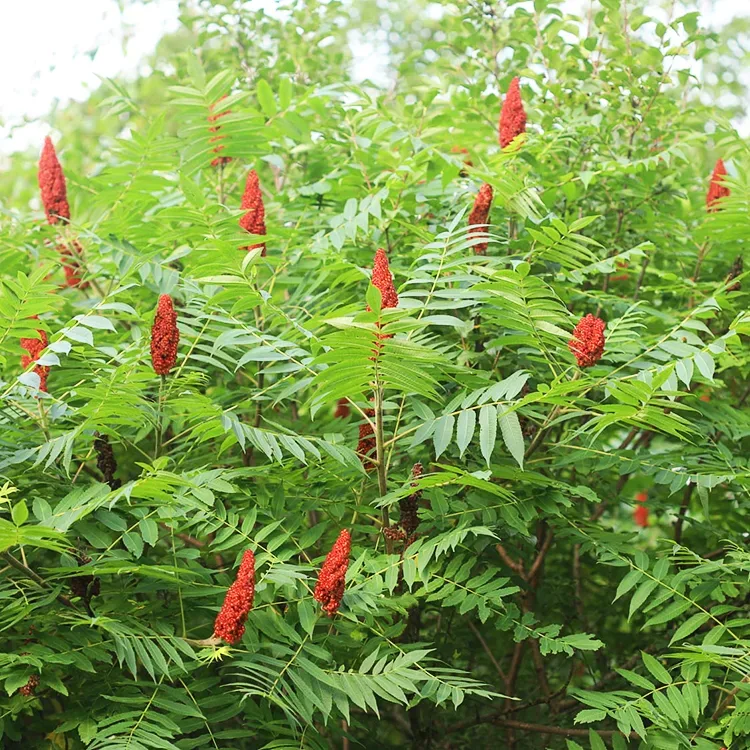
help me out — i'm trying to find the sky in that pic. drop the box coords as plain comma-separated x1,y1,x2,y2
0,0,746,156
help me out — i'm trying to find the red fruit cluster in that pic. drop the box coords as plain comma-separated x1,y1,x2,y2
21,323,50,393
499,77,526,148
334,398,350,419
150,294,179,376
357,408,376,471
19,674,39,697
706,158,730,212
313,529,351,617
38,137,70,224
468,183,494,255
208,97,232,167
239,169,267,256
214,549,256,644
369,248,399,310
568,314,606,368
38,138,91,287
634,492,649,528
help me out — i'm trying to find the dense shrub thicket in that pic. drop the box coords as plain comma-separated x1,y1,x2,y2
0,1,748,748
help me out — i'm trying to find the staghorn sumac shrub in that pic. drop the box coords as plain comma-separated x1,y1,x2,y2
0,2,748,750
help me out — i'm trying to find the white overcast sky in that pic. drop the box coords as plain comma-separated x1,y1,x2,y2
0,0,746,156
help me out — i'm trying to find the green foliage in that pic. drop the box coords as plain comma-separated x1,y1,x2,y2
0,1,748,748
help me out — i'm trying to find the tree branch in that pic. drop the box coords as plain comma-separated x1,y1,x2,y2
0,551,75,609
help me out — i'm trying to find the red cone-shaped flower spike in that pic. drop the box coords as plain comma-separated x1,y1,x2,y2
208,96,232,167
213,550,255,644
357,408,376,471
634,492,649,528
468,183,493,255
150,294,179,376
239,169,266,256
369,249,398,310
314,530,351,617
21,323,50,393
568,314,606,368
499,77,526,148
706,159,730,212
38,137,70,225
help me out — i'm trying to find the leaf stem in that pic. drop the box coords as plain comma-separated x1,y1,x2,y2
374,386,392,553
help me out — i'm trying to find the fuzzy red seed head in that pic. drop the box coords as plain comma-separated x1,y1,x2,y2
38,137,70,225
499,77,527,149
150,294,179,376
634,504,649,528
313,530,351,617
635,492,648,504
369,249,398,310
468,183,494,255
214,549,255,644
21,326,50,393
568,314,606,368
334,398,350,419
239,169,267,256
357,408,376,471
706,159,730,212
208,96,232,167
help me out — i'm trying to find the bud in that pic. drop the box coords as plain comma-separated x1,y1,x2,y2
313,529,351,617
150,294,179,376
468,183,493,255
357,408,376,471
634,492,649,528
214,549,256,644
239,169,266,256
369,249,398,310
21,324,50,393
568,314,606,368
706,159,730,212
499,77,526,149
208,96,232,167
38,137,70,225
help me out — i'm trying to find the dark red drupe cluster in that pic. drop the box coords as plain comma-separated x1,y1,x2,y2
150,294,179,376
468,183,494,255
313,529,351,617
38,137,70,224
369,248,399,310
499,77,526,148
214,549,256,644
20,323,50,393
239,169,267,256
634,492,649,528
706,158,730,211
568,314,606,368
